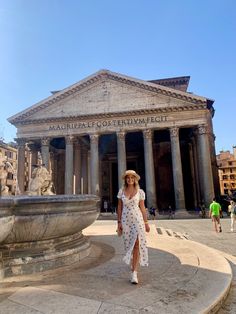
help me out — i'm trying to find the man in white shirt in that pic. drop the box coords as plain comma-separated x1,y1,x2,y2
228,200,236,232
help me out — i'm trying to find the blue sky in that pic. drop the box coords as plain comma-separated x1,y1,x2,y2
0,0,235,153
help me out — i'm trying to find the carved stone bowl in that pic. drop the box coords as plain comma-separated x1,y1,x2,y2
0,194,100,278
0,198,15,243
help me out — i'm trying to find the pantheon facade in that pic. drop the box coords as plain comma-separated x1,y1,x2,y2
8,70,219,211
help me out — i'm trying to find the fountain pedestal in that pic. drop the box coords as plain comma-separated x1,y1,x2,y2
0,194,100,278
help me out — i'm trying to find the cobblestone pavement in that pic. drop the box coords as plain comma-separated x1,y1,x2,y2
156,217,236,313
0,217,234,313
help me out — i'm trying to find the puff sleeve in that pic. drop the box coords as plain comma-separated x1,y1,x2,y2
139,189,145,200
117,188,123,199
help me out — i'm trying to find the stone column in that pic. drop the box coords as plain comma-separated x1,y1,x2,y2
188,142,198,208
196,125,214,206
49,151,55,185
192,135,201,205
74,139,82,194
16,138,26,194
41,137,50,170
81,144,88,194
117,131,127,189
90,134,100,195
65,135,74,194
88,150,91,194
28,143,38,177
143,129,157,208
169,127,186,210
210,132,221,197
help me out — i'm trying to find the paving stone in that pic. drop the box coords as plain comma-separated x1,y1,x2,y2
0,220,233,313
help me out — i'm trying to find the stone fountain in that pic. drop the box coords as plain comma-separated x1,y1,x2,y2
0,156,100,279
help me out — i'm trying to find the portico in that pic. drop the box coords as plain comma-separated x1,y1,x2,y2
8,69,219,211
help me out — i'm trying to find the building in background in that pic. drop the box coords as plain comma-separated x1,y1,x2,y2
217,146,236,196
0,140,31,195
8,69,220,209
0,140,17,194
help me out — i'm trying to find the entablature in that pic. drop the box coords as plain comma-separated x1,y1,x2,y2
14,104,207,127
15,108,208,140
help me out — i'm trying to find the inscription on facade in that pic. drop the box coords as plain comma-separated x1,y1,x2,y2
49,115,168,131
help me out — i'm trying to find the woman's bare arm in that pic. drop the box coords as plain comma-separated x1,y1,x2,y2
117,199,123,232
139,199,150,232
117,199,123,222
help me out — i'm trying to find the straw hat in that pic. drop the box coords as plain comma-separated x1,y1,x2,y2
122,170,140,181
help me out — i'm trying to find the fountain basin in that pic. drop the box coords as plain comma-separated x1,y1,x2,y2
0,198,14,243
0,216,15,243
0,194,100,278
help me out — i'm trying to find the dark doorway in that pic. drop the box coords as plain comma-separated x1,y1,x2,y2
126,132,145,190
127,160,137,171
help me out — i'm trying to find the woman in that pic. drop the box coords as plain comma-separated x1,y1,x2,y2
117,170,150,284
228,200,236,232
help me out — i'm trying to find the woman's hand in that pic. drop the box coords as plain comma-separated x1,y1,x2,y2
145,222,150,233
117,221,123,236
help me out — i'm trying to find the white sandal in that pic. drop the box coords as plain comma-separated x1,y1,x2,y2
130,271,138,284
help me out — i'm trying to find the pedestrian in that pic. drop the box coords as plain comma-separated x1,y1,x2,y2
200,202,206,218
168,205,175,219
117,170,150,284
228,200,236,232
149,206,156,220
103,199,108,212
209,198,222,233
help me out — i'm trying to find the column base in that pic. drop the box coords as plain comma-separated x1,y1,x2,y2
157,209,201,220
174,209,196,219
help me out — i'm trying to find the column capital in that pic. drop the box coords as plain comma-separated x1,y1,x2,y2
65,135,75,145
41,137,51,146
117,131,126,140
169,127,179,138
143,129,153,139
15,138,26,147
74,136,81,147
197,125,208,135
89,134,99,144
27,142,39,152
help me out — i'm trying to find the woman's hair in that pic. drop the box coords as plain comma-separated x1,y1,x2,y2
123,175,140,190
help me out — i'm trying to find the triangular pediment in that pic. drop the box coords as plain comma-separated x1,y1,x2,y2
8,69,208,125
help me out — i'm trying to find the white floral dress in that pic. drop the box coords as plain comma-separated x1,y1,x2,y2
117,188,148,266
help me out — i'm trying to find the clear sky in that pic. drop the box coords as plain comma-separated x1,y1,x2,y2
0,0,235,153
